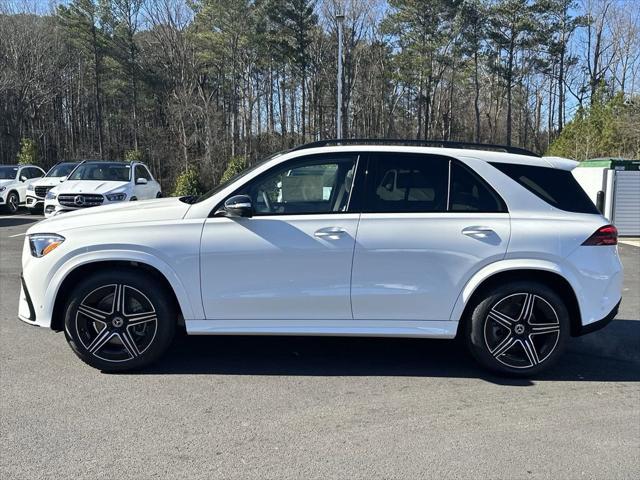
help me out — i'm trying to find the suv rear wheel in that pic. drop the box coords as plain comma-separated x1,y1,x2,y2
465,281,569,376
63,269,176,372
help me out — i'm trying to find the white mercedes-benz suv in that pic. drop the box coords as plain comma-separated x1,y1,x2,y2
44,160,161,217
18,141,623,376
26,162,79,214
0,164,45,214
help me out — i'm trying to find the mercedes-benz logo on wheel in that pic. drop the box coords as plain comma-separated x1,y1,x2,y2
74,195,85,206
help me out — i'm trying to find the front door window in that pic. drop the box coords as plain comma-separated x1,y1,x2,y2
234,155,358,215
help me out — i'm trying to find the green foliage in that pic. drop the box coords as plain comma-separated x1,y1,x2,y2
17,138,38,165
172,167,203,197
124,149,143,162
220,156,248,183
547,94,640,160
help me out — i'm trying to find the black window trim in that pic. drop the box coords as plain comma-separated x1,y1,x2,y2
361,152,508,214
211,152,365,218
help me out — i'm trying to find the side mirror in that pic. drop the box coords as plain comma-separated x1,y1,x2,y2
59,176,67,183
136,177,148,185
20,175,27,182
221,195,253,218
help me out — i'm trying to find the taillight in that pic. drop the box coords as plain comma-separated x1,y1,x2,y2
582,225,618,246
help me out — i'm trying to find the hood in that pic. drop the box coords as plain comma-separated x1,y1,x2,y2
28,197,192,234
33,177,66,188
0,179,15,187
53,180,129,195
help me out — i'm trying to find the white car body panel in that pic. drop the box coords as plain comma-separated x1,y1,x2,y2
19,146,622,344
351,212,510,321
200,214,359,320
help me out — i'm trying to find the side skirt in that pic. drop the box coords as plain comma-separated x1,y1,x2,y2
185,319,458,339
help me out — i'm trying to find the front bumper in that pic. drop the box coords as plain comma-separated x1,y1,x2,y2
18,275,37,323
26,195,44,209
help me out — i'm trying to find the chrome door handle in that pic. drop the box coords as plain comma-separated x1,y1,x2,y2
462,226,495,237
314,227,347,239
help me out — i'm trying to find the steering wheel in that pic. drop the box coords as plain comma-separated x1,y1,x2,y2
261,191,273,212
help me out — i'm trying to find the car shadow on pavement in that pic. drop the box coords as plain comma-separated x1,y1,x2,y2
0,216,39,228
137,319,640,386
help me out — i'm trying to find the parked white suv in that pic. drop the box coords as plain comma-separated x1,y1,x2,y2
18,141,623,376
0,164,45,214
44,160,161,217
26,162,79,214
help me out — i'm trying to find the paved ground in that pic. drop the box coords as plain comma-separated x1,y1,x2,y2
1,213,639,480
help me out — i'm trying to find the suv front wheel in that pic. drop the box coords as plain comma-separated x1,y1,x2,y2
63,269,176,372
465,281,569,376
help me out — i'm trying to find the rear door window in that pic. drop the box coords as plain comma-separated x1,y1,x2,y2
491,162,599,214
365,153,449,213
363,153,506,213
449,161,506,212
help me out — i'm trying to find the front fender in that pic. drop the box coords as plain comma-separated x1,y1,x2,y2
43,249,200,325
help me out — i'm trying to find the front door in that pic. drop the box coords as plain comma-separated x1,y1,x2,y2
200,153,361,321
133,165,154,199
351,153,510,321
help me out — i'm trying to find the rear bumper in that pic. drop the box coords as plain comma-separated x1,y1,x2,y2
575,300,620,336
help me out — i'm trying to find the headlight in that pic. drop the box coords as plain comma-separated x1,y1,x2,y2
0,186,6,192
106,192,127,201
27,184,35,191
46,191,57,200
28,234,65,258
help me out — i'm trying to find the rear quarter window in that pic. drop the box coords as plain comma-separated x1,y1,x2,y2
490,162,599,214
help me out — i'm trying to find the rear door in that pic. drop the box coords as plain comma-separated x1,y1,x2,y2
351,153,511,321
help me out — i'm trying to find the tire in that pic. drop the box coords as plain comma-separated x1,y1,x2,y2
156,192,162,198
464,281,569,377
4,191,19,214
63,269,176,372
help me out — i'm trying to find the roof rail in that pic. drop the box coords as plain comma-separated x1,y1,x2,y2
290,138,541,157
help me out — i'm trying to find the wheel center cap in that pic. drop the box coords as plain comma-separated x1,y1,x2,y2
514,324,525,335
112,317,124,328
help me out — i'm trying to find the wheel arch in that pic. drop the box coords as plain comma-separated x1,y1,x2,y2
452,266,582,337
50,259,186,332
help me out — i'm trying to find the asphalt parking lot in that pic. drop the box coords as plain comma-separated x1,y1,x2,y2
1,213,639,480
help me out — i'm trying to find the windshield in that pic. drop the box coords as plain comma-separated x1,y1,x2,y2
46,163,78,178
0,166,18,180
192,152,283,204
68,163,131,182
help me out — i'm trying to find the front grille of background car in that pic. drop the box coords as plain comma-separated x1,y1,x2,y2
34,186,53,198
58,193,104,208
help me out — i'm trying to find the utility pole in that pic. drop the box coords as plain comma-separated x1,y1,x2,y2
336,11,345,140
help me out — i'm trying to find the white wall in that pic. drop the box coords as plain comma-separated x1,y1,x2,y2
572,167,606,205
